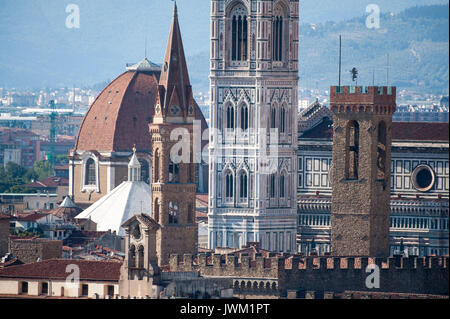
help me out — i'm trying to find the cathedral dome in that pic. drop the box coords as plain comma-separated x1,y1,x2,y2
75,69,160,152
75,66,208,153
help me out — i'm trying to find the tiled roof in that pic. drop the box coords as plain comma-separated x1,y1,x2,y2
49,197,82,219
49,206,82,220
301,120,449,142
75,71,159,152
24,176,69,188
391,122,449,141
121,213,160,230
0,213,10,220
14,212,49,222
0,259,122,281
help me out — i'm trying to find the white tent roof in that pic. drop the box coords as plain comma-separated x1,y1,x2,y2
75,181,152,236
60,196,78,208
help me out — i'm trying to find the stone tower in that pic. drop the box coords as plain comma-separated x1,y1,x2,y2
149,4,197,266
329,86,396,257
119,213,161,298
208,0,299,253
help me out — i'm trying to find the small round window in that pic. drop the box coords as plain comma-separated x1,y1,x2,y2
411,164,435,192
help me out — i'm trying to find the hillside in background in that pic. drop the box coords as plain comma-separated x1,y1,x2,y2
0,1,448,95
299,4,449,94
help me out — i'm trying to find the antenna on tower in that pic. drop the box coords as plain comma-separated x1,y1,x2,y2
145,36,147,58
386,53,390,86
338,35,342,87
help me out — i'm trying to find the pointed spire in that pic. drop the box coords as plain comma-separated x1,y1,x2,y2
156,2,193,119
173,1,178,18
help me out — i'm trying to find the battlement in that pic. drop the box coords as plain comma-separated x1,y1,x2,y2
330,86,396,113
170,254,448,273
169,253,449,296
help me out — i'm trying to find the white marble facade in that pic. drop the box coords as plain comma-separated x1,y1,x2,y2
208,0,299,253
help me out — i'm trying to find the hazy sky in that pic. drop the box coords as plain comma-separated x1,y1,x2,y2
0,0,448,88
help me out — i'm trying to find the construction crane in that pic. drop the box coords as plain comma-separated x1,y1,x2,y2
48,100,56,168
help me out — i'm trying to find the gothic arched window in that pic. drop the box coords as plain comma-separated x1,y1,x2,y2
272,6,285,62
225,171,234,199
280,173,285,198
239,171,248,200
377,121,387,181
271,108,277,129
270,174,276,198
154,149,160,183
154,198,160,223
85,158,96,185
226,104,235,129
169,201,179,224
346,121,359,180
231,5,248,61
240,104,249,131
280,107,286,133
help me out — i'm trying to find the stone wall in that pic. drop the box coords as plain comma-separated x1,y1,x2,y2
169,253,449,297
10,238,62,263
0,218,9,257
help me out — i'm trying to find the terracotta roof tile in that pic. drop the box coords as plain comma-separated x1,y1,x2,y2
0,259,122,281
301,120,449,142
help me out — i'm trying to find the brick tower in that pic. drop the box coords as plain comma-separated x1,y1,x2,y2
330,86,396,257
149,4,198,266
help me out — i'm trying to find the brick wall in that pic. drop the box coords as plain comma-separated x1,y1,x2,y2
10,238,62,263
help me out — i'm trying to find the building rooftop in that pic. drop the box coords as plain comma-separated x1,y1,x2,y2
0,259,121,281
301,120,449,142
75,180,152,236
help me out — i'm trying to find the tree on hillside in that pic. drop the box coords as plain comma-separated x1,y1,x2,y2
33,160,54,181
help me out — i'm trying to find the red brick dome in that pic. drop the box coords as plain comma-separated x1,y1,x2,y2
75,69,208,153
75,70,159,152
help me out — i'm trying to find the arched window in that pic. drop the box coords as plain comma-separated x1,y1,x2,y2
169,160,179,183
346,121,359,180
154,199,160,223
85,158,96,185
240,105,249,131
239,172,248,200
226,104,235,130
225,171,234,199
272,6,284,62
270,174,276,198
187,204,193,224
129,245,136,268
138,246,144,268
154,149,160,183
169,202,179,224
377,121,387,181
279,174,285,198
231,5,248,61
140,159,150,184
280,107,286,133
270,108,277,129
